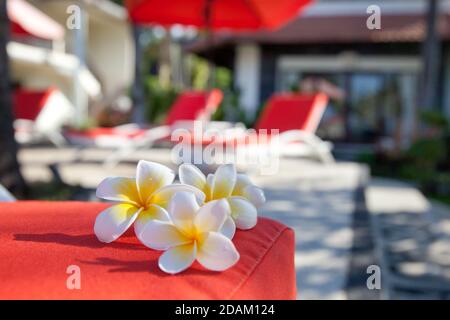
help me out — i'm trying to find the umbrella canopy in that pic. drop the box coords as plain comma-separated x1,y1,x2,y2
126,0,313,31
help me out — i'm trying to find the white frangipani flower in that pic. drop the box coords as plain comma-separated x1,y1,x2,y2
179,163,265,233
139,191,240,274
94,160,205,243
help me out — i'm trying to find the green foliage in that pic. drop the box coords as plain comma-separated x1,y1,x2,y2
420,110,449,130
211,88,248,125
214,66,232,90
359,111,450,205
141,55,250,125
406,137,447,166
142,58,245,125
366,137,447,185
398,162,435,184
190,56,233,91
144,75,179,123
190,56,210,90
188,56,249,125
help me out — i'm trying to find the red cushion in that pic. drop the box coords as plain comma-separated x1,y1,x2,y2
164,90,223,126
0,201,295,300
255,93,328,133
13,88,56,121
66,127,147,139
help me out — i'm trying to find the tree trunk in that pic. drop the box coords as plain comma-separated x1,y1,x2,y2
419,0,441,111
0,0,27,198
131,24,146,124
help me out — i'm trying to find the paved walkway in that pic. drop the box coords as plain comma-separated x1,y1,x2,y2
253,161,370,299
366,178,450,299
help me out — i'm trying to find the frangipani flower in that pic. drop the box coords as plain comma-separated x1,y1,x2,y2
179,163,265,233
139,191,240,274
94,160,205,243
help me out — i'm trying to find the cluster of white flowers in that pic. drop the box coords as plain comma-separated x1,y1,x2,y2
94,161,265,274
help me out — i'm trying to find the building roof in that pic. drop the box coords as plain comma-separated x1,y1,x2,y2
188,0,450,52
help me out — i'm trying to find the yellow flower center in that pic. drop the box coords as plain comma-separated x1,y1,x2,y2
182,225,206,245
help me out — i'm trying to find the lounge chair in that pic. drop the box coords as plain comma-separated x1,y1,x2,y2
65,89,224,166
253,92,333,162
13,87,75,146
173,93,334,166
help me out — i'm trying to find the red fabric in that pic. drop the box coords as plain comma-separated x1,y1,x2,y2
13,88,56,121
7,0,64,40
11,21,32,38
65,127,148,139
255,93,329,133
126,0,313,31
0,201,296,300
164,90,223,126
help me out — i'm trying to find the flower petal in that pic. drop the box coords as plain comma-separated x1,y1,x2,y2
136,160,175,204
197,232,240,271
94,204,141,243
242,185,266,208
220,217,236,239
150,184,205,209
139,220,191,250
232,174,253,196
211,164,236,199
96,177,140,205
159,243,197,274
231,174,265,208
168,191,199,233
134,204,170,240
194,199,229,233
178,164,206,191
228,197,258,230
204,174,214,201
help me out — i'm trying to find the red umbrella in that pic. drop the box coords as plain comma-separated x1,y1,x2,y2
126,0,313,31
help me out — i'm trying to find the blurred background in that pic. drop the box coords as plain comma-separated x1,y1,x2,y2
1,0,450,299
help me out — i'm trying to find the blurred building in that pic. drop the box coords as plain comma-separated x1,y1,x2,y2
190,0,450,149
7,0,134,125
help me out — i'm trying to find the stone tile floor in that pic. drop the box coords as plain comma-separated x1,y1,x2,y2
366,179,450,299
